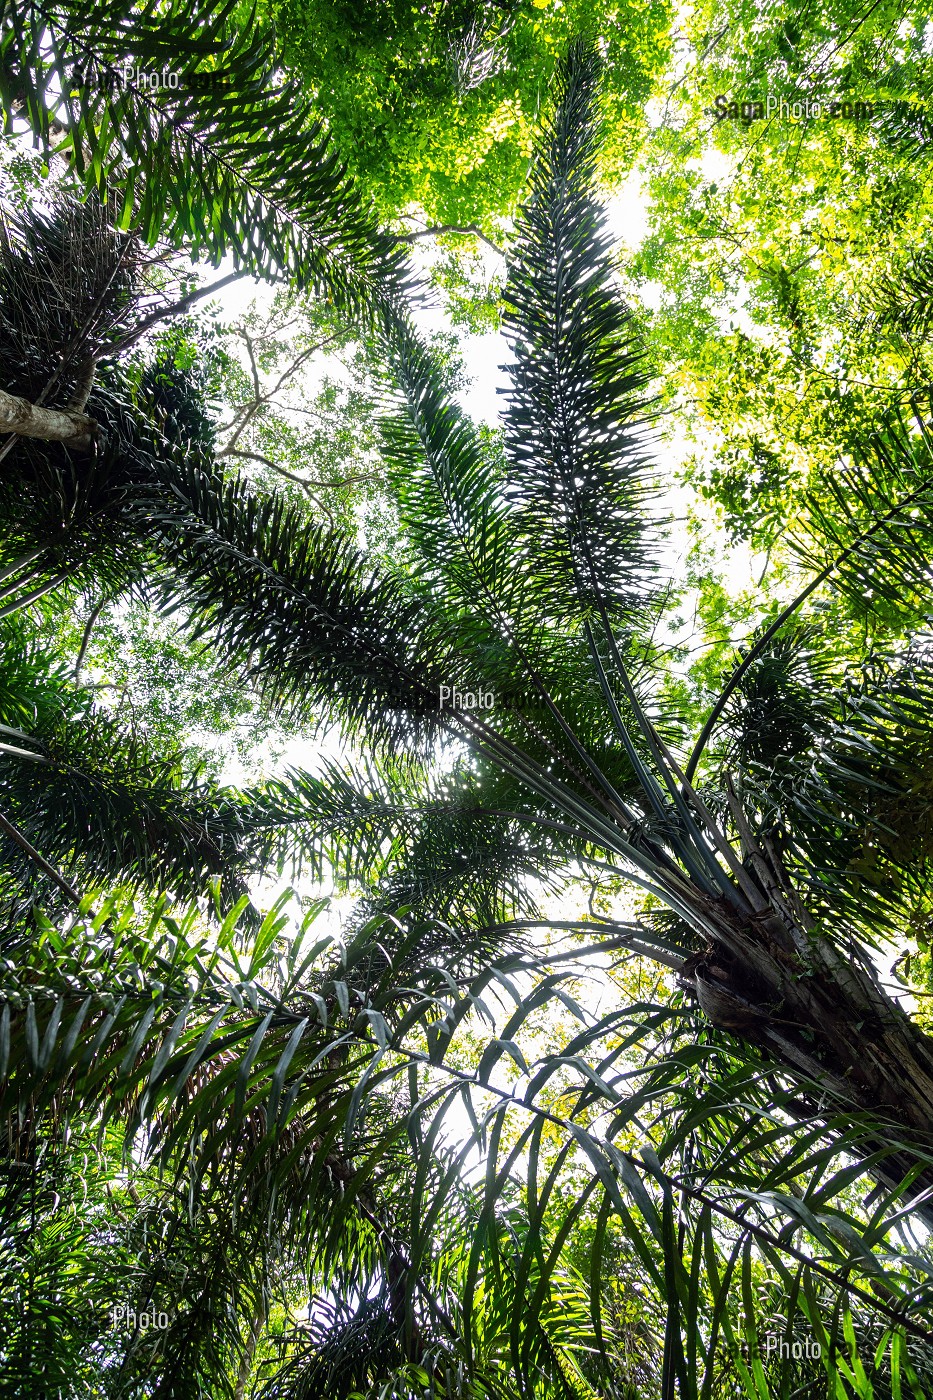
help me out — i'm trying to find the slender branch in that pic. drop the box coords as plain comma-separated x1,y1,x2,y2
75,596,108,679
0,546,51,586
218,330,342,463
262,331,341,403
219,332,263,457
244,329,262,401
106,270,244,357
220,449,336,525
233,1295,266,1400
0,807,83,905
0,741,48,763
395,223,506,259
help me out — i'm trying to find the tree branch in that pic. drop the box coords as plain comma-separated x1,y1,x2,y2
395,223,505,259
219,449,336,526
0,742,48,763
0,807,83,905
75,597,109,680
106,270,244,357
66,352,97,413
0,387,94,447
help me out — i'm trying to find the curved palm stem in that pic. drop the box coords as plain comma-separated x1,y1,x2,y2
0,547,50,586
0,575,70,618
0,806,83,904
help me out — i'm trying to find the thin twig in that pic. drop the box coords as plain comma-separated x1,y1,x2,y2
396,222,505,259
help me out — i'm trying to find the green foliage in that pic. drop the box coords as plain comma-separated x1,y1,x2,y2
4,891,933,1396
631,0,933,580
5,16,933,1400
268,0,673,228
500,43,660,629
0,613,274,922
64,597,297,780
0,0,414,311
206,288,388,533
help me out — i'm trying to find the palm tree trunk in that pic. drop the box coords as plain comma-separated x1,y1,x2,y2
682,821,933,1217
0,387,94,447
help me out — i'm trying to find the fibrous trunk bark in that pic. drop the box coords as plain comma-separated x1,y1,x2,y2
680,812,933,1217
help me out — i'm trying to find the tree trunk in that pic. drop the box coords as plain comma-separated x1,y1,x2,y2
0,387,94,448
233,1296,265,1400
680,821,933,1215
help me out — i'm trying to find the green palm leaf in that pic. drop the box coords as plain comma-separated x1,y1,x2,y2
500,41,661,634
0,0,414,314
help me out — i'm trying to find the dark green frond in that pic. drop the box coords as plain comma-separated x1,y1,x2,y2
0,0,415,314
720,628,933,941
146,461,458,750
500,42,662,631
0,704,252,908
0,367,212,601
867,249,933,345
256,1295,421,1400
381,322,527,629
0,618,73,733
244,758,562,965
792,408,933,628
0,191,142,402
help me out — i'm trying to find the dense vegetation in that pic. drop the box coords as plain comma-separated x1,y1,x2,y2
2,0,933,1397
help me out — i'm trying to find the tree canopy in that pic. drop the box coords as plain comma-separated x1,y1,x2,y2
2,2,933,1398
264,0,672,228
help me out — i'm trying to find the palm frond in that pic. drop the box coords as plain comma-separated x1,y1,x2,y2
0,700,253,909
865,249,933,345
244,757,562,929
791,404,933,624
380,322,530,637
0,191,143,403
5,894,933,1398
0,0,414,315
718,626,933,943
147,457,458,751
500,42,662,634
